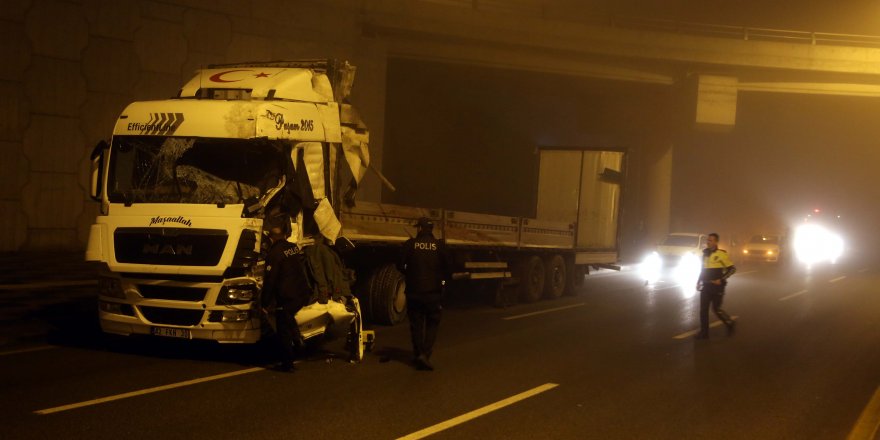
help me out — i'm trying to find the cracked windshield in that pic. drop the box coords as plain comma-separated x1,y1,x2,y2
108,136,284,204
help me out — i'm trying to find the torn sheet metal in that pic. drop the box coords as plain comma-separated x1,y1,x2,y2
314,198,342,243
296,142,326,200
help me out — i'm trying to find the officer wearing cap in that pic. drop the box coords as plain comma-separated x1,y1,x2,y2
261,214,312,372
401,217,451,371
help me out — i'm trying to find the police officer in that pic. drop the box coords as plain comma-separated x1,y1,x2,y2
401,217,451,371
696,232,737,339
261,214,312,372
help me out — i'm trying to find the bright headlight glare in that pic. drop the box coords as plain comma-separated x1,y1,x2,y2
674,252,701,285
793,224,845,264
640,252,662,283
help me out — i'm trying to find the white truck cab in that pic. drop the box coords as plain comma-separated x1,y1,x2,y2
86,60,371,350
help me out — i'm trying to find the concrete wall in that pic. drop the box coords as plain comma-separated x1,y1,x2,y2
0,0,385,252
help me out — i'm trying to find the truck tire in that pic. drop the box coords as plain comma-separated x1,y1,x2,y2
363,264,407,325
517,255,545,303
543,254,566,299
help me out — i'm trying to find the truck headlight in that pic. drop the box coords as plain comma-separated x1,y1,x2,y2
218,279,257,304
208,310,251,322
99,301,134,316
98,276,125,299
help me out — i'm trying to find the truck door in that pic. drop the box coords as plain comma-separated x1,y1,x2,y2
536,149,625,252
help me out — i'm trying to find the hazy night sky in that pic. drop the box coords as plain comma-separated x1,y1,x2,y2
560,1,880,35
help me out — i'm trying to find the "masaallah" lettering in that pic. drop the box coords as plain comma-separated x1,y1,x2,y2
149,215,193,227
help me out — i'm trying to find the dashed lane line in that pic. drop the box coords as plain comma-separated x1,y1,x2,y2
652,284,683,291
858,268,870,273
396,383,559,440
673,316,739,339
0,280,96,291
829,276,847,283
779,290,808,301
502,303,586,320
847,386,880,440
0,345,56,357
34,366,265,415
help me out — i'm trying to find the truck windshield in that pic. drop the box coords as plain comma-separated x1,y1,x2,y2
107,136,284,204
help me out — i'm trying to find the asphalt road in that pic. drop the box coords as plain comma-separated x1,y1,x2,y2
2,254,880,439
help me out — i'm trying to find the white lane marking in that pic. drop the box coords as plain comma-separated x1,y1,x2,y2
829,276,847,283
779,290,808,301
397,383,559,440
652,284,683,291
34,367,265,415
673,316,739,339
502,303,585,320
858,268,870,273
0,280,96,291
0,345,56,357
737,270,758,275
847,386,880,440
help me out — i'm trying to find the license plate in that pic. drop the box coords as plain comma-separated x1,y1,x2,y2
151,326,192,339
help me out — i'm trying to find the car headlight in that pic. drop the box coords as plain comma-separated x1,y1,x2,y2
640,252,662,282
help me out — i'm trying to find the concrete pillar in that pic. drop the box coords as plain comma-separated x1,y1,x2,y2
645,144,673,245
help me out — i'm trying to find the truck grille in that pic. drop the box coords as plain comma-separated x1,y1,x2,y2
137,285,208,302
114,228,228,266
139,306,204,326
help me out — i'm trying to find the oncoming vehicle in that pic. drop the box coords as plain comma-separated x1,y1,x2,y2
741,234,782,263
791,208,845,266
640,233,706,284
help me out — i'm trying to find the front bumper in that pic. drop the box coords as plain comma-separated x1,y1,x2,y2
99,306,261,343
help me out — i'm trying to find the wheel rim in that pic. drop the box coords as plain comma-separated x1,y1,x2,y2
393,280,407,314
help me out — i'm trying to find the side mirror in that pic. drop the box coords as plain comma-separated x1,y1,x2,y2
90,140,109,201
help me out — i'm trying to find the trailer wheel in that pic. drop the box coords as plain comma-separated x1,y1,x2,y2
363,264,407,325
543,254,566,299
517,255,545,303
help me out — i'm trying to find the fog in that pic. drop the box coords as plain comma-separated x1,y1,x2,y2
555,0,880,35
383,56,880,260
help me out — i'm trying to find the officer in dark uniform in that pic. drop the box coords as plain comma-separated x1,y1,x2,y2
401,217,451,371
696,232,737,339
261,214,312,372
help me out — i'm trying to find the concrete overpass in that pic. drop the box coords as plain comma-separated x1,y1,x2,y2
3,0,879,252
364,0,880,129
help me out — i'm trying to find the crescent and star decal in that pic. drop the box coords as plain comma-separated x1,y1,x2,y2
208,70,273,82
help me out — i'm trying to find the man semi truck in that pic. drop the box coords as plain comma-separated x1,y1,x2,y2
86,59,624,344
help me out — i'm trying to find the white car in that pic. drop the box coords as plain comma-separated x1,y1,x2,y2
741,234,782,263
655,233,708,264
640,233,707,284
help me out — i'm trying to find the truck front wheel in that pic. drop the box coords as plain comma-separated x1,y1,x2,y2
363,264,407,325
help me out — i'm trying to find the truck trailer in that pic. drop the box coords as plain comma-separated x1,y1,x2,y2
85,59,624,345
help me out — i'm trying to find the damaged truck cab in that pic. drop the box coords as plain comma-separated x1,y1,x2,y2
86,60,371,347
